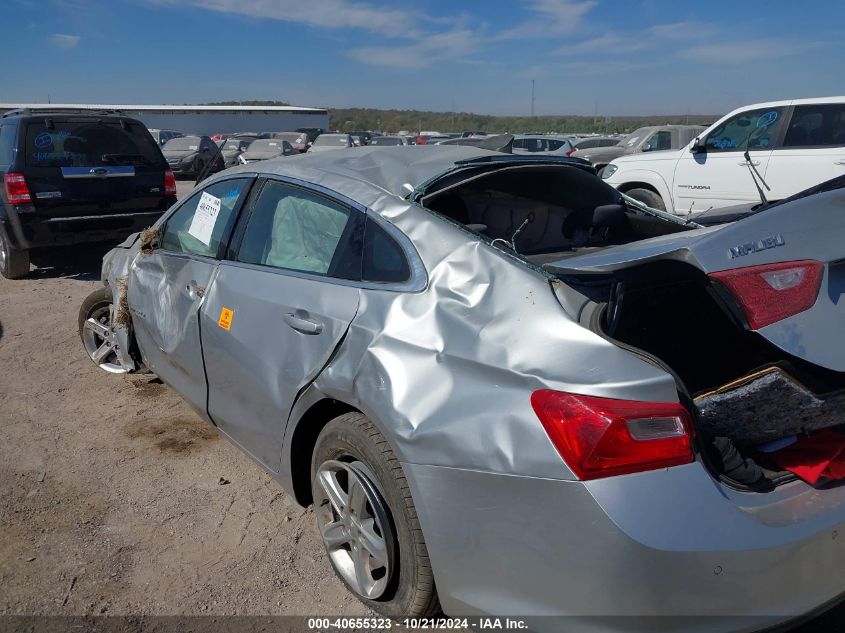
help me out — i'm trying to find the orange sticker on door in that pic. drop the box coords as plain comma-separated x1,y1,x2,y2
218,307,234,331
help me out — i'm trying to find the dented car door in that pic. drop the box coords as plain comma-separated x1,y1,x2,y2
127,177,253,412
200,179,362,471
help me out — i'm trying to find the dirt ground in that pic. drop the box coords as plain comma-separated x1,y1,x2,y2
0,180,842,631
0,242,367,620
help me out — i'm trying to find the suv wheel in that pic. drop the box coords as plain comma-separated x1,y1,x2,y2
0,228,30,279
626,187,666,211
311,413,440,618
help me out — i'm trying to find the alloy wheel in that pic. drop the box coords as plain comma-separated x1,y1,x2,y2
81,304,129,374
314,460,394,599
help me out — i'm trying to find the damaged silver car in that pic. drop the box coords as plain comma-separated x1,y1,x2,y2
79,146,845,631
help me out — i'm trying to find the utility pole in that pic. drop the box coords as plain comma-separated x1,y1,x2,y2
530,79,535,117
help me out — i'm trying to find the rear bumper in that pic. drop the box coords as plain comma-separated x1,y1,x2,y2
403,461,845,632
1,209,165,250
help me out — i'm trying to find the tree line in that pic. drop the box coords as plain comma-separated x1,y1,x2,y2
207,101,717,135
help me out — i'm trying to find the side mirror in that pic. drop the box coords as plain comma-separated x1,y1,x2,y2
641,143,652,152
690,137,706,154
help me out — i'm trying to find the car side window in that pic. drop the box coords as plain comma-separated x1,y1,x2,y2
704,107,786,152
645,131,671,151
237,180,354,277
783,104,845,148
362,218,410,283
161,178,250,257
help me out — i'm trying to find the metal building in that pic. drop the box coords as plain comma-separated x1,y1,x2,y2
0,103,330,136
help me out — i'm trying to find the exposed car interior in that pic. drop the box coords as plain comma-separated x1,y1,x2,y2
422,164,692,267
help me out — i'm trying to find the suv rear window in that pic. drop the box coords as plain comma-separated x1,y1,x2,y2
24,120,162,168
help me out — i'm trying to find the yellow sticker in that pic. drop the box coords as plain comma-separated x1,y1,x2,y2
218,307,234,331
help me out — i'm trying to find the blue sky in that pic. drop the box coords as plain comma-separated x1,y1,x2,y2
2,0,843,116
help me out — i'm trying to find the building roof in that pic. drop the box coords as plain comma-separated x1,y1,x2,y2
0,103,328,114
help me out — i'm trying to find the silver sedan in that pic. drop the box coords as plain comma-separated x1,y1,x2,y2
79,147,845,631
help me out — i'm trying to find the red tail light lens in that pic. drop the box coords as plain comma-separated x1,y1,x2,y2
4,173,32,204
565,148,574,156
710,260,823,330
164,168,177,196
531,390,694,480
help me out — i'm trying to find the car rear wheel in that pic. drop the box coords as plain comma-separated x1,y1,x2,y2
0,228,30,279
311,413,440,618
626,187,666,211
78,287,130,374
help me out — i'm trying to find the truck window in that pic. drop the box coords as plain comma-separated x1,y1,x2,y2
783,104,845,148
704,107,786,152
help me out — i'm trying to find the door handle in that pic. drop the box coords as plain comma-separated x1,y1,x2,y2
186,280,205,298
739,160,760,166
835,159,845,165
283,312,323,335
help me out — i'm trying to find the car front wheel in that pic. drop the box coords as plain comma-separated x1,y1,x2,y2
311,413,440,618
78,287,130,374
626,187,666,211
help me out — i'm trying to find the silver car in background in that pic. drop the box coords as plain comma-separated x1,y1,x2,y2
79,147,845,632
309,133,355,152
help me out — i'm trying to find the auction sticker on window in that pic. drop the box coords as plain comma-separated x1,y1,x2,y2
218,307,234,331
188,192,221,246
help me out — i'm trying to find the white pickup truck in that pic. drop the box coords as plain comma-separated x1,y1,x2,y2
602,96,845,214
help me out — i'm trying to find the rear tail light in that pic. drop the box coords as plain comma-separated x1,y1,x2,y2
4,173,32,204
710,260,823,330
565,148,574,156
164,168,177,196
531,390,694,480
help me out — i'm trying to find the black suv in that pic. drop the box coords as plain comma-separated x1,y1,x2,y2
0,109,177,278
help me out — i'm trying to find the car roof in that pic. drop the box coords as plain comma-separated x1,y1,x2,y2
217,146,585,208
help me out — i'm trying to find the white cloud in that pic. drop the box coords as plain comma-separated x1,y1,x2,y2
49,33,80,49
554,32,651,55
498,0,597,40
682,38,828,63
347,28,483,69
190,0,419,36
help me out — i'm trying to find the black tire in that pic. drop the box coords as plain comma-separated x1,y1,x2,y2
78,286,112,341
626,187,666,211
311,413,440,618
0,227,30,279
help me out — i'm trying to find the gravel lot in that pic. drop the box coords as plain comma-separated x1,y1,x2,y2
0,177,842,630
0,179,366,619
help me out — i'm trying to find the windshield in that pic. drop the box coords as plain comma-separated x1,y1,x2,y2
314,135,349,146
619,127,651,147
248,140,283,152
25,120,162,168
164,137,201,151
370,137,402,146
272,133,301,143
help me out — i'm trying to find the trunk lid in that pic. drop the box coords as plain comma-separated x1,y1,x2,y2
554,184,845,372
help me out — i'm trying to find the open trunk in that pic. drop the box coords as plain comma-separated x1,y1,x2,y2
421,164,845,491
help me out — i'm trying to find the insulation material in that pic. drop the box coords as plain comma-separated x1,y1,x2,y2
695,367,845,445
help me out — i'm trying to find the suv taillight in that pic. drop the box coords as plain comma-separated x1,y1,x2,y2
164,168,177,196
4,173,32,204
531,390,694,480
710,260,824,330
